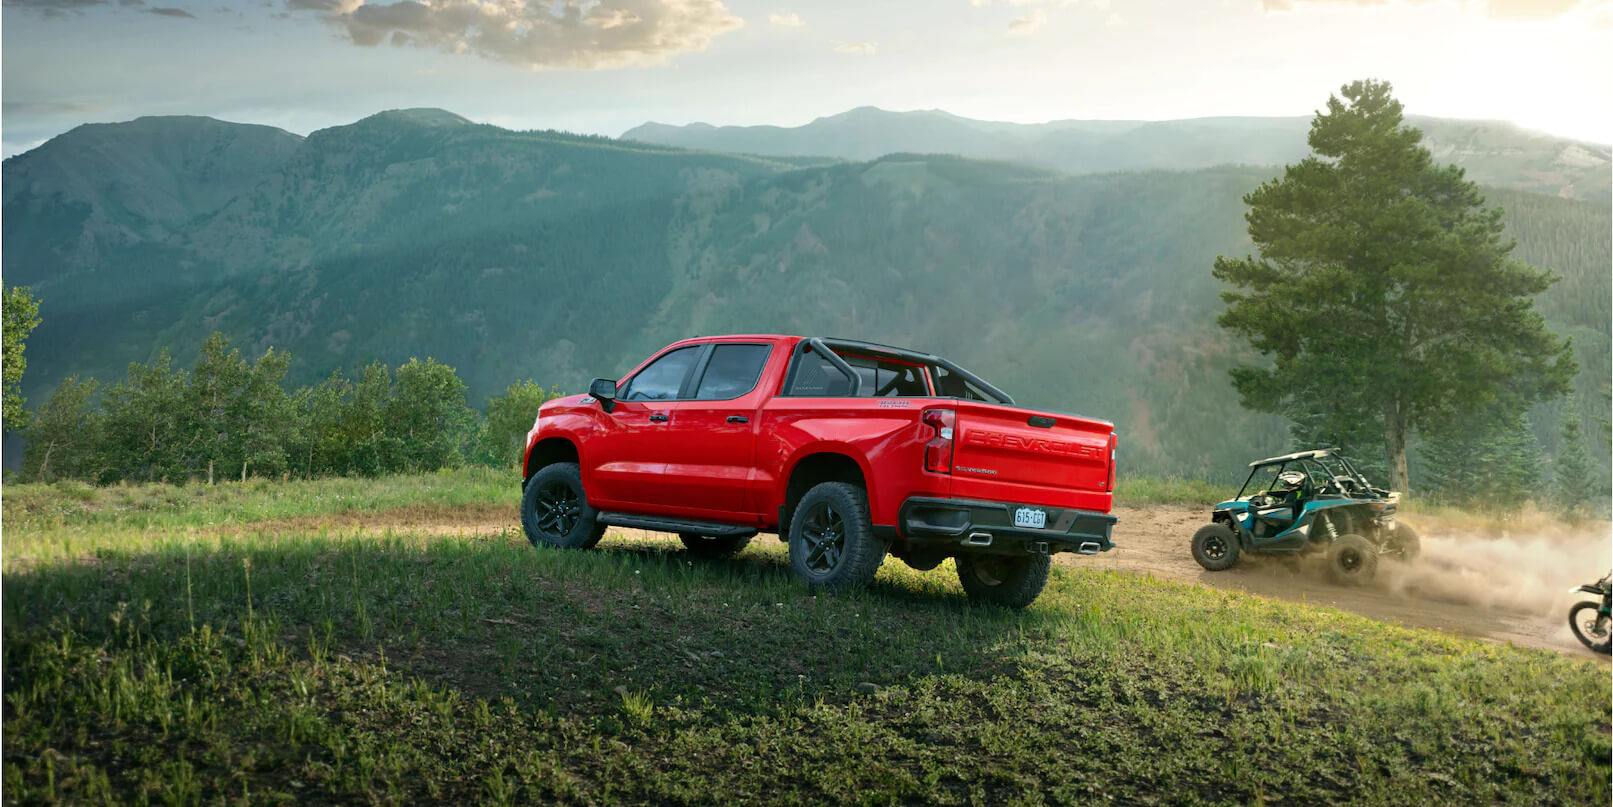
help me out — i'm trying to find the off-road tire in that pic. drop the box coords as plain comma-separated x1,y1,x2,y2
679,532,754,559
1191,523,1240,571
1384,523,1420,563
956,553,1051,608
787,482,886,589
1326,534,1377,585
1568,601,1611,654
521,463,606,549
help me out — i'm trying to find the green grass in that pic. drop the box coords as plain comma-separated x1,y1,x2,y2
1115,475,1238,508
3,473,1608,805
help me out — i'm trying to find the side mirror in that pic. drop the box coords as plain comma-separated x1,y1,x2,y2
588,377,618,412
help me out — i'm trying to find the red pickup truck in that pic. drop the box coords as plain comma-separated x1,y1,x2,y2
520,335,1116,607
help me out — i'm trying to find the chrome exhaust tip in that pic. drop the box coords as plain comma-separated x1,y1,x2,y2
961,532,993,547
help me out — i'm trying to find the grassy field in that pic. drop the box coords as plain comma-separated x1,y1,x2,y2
3,472,1609,805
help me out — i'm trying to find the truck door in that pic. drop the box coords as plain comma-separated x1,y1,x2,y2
585,345,702,508
656,343,773,514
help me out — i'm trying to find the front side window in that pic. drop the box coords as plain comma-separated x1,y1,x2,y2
695,344,772,400
621,346,701,401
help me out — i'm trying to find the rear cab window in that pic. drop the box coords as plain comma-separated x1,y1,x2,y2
785,349,933,397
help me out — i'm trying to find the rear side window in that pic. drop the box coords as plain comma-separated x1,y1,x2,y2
621,346,701,401
694,344,772,400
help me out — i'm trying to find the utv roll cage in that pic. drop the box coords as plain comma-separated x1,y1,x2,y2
1234,448,1380,500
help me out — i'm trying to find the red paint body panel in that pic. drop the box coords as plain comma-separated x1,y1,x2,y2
523,334,1116,535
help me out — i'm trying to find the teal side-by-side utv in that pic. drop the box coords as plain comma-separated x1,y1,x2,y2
1190,448,1419,584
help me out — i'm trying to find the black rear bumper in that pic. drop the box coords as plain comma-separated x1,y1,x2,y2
897,496,1116,556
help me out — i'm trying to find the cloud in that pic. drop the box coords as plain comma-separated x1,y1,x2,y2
2,0,136,15
834,41,876,55
1262,0,1594,21
768,11,803,27
1006,8,1046,34
287,0,744,69
146,6,193,16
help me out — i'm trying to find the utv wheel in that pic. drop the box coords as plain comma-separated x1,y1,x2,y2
1326,534,1377,585
1568,601,1612,654
521,463,605,549
1384,523,1420,563
956,553,1051,609
1191,524,1240,572
787,482,886,589
679,532,754,560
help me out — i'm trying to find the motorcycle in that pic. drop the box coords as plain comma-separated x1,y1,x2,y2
1567,574,1611,654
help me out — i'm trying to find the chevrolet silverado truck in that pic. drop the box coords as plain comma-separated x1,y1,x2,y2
520,335,1117,608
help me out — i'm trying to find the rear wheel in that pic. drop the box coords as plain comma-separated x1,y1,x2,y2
521,463,606,549
956,553,1051,608
1191,523,1240,571
1568,601,1611,654
787,482,886,589
1326,534,1377,585
1383,523,1420,563
679,532,754,559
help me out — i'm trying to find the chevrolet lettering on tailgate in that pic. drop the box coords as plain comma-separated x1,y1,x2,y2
964,429,1101,459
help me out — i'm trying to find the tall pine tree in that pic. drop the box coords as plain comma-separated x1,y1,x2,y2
1214,79,1577,496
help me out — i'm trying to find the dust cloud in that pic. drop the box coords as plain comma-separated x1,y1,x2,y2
1379,518,1612,617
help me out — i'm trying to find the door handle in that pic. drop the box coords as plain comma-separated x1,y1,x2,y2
727,415,748,424
649,413,669,423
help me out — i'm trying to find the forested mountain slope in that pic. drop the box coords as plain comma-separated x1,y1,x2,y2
5,111,1607,478
625,108,1612,202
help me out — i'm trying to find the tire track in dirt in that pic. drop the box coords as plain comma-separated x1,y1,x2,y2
1086,505,1611,659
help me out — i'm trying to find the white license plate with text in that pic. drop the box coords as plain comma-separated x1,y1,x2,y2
1013,507,1047,529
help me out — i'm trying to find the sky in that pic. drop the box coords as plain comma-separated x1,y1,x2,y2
2,0,1610,157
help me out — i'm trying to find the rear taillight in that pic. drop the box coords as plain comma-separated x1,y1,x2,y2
1107,432,1117,491
922,408,956,474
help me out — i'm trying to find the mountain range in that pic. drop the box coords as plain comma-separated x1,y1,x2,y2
624,107,1612,202
4,107,1608,479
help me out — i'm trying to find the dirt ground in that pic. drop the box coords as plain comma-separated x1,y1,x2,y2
332,502,1611,659
1094,505,1612,658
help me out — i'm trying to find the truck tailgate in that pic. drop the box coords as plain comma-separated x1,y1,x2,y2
948,401,1114,511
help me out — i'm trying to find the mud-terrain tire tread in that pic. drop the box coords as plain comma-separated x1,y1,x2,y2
521,463,606,549
1191,523,1240,571
1326,533,1377,584
679,532,754,559
956,553,1051,609
1568,601,1611,654
787,482,885,589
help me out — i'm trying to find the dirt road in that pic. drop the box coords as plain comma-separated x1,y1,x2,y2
1093,505,1611,657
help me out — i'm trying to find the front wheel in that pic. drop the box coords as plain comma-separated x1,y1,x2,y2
956,553,1051,608
1191,524,1240,571
679,532,754,560
1326,534,1377,585
521,463,605,549
1568,601,1612,654
787,482,886,589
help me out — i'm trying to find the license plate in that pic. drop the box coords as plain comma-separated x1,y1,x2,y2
1013,507,1047,529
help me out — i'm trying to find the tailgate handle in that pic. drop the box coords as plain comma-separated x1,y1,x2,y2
1027,416,1056,429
